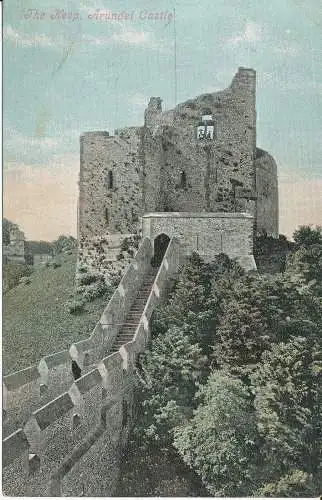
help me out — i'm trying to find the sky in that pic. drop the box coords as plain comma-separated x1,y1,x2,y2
3,0,322,240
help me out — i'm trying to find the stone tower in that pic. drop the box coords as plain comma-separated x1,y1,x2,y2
78,67,278,277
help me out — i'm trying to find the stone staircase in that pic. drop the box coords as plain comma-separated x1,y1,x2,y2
111,268,159,353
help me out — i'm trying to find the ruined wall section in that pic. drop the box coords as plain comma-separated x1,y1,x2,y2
3,226,26,264
143,213,256,271
78,129,144,280
2,239,181,497
255,148,279,237
153,67,257,216
142,97,165,212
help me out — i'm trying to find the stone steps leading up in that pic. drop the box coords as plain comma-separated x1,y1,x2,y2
110,268,159,352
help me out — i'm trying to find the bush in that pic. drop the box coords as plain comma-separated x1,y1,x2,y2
66,298,85,314
81,281,108,302
78,272,99,286
293,225,322,246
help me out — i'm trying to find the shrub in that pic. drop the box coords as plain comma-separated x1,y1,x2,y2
78,272,99,285
82,281,108,302
66,298,85,314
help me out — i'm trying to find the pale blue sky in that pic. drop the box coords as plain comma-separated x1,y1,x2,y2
3,0,322,239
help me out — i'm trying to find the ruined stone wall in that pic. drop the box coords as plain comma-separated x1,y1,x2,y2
77,67,278,285
142,99,164,212
78,129,144,280
142,212,256,271
255,148,279,237
2,238,180,497
145,67,257,216
3,227,26,263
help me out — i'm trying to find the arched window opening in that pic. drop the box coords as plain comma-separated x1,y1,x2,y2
180,170,187,188
107,171,114,189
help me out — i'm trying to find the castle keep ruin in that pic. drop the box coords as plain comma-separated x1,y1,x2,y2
2,68,279,496
78,67,278,277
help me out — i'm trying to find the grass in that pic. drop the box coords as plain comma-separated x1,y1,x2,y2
2,251,109,374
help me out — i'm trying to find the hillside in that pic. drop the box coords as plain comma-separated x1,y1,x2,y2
2,251,108,374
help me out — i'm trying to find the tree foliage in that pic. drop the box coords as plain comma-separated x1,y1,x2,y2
251,336,322,492
52,235,77,254
173,371,260,496
293,225,322,246
131,234,322,497
2,218,16,245
286,244,322,295
134,325,207,448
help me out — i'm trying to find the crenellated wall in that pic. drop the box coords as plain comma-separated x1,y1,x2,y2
77,67,278,288
2,237,181,496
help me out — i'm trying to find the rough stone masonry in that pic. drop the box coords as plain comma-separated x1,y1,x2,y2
78,67,278,278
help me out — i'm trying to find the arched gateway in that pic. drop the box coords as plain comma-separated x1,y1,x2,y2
153,233,170,267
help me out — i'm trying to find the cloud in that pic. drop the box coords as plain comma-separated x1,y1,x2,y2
228,21,264,45
3,24,57,48
3,157,79,240
259,71,322,93
4,22,172,54
5,126,61,152
279,169,322,238
111,28,151,46
4,126,81,166
274,42,302,57
83,26,172,53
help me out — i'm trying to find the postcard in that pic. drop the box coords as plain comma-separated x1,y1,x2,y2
2,0,321,497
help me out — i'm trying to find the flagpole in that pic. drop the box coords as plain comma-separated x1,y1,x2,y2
173,7,177,106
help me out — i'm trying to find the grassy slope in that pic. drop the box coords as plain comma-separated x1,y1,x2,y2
2,251,108,374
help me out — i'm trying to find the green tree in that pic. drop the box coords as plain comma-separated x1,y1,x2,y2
2,218,15,245
213,300,271,375
151,252,244,353
286,244,322,295
134,325,207,448
173,371,261,496
52,235,77,254
257,469,317,497
251,336,322,495
293,225,322,246
212,270,322,374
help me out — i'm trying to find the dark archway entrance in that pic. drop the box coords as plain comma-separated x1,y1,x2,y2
152,233,170,267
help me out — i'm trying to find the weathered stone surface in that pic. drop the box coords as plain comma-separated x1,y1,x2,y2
77,67,278,283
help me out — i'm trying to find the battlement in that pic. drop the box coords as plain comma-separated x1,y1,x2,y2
3,237,181,496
